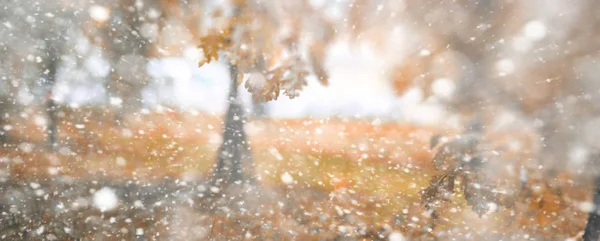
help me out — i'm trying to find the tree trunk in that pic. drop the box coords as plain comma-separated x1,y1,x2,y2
44,45,59,150
0,97,11,145
0,102,7,144
0,54,20,145
252,97,266,118
0,59,7,144
583,176,600,241
46,98,58,150
210,64,254,187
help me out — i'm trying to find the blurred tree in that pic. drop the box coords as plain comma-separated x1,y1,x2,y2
0,0,72,149
251,98,266,118
83,0,162,125
0,1,28,144
0,52,20,144
82,0,207,124
383,0,600,234
40,40,62,149
197,0,334,188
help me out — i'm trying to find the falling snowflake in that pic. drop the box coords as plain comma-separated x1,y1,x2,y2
93,187,119,212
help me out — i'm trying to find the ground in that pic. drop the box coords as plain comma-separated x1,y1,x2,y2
0,106,591,240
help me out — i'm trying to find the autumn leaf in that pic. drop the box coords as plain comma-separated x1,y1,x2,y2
197,26,232,67
280,63,309,99
196,0,333,102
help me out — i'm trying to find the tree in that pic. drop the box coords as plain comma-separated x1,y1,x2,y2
84,0,157,125
385,0,600,234
0,1,34,145
82,0,207,124
197,0,334,188
0,0,74,149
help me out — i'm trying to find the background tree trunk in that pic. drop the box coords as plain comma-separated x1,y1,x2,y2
0,100,8,144
44,49,59,150
583,176,600,241
252,97,266,118
0,53,21,145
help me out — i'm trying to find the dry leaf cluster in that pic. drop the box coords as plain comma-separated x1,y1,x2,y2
197,0,332,101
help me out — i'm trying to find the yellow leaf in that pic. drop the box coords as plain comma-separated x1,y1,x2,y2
197,24,233,67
